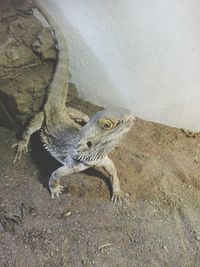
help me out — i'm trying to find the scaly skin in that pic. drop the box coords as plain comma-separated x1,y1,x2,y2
13,1,136,204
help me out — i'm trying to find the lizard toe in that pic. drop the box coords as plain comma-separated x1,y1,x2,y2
50,184,64,199
111,191,130,206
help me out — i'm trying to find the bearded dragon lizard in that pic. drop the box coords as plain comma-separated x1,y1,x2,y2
13,1,135,204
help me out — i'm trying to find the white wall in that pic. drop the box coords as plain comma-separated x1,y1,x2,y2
41,0,200,130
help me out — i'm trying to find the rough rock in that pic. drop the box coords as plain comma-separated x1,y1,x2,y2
0,0,77,130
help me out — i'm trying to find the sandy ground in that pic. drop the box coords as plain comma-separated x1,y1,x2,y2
1,99,200,267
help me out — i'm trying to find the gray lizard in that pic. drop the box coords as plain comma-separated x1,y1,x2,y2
13,1,135,204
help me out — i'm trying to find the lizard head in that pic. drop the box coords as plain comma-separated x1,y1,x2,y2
73,106,136,163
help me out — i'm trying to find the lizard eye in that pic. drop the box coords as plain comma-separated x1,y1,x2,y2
87,141,92,148
98,119,115,130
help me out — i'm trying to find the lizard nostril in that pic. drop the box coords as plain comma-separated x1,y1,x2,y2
87,141,92,148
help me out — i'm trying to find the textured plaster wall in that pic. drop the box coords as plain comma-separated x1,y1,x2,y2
40,0,200,130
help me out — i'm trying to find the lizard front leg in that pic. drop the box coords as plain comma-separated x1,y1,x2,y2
49,163,88,199
66,107,89,125
98,157,128,205
12,111,44,163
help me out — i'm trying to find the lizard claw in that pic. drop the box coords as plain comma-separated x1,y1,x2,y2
12,141,28,164
111,191,130,206
50,185,64,199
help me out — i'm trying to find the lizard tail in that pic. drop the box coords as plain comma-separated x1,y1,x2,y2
34,0,69,111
